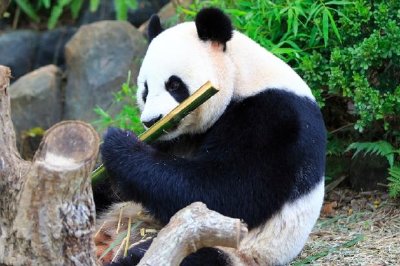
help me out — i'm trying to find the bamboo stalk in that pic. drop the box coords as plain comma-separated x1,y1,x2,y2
92,81,218,185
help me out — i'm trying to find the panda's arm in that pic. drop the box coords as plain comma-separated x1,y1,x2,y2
101,127,262,226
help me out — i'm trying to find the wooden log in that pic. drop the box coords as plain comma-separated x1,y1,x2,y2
0,66,99,265
138,202,248,266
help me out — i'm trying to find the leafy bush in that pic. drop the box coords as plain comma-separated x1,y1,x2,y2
10,0,137,29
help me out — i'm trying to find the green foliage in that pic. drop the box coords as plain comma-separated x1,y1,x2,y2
346,141,397,167
11,0,137,29
114,0,137,21
347,141,400,197
93,72,144,134
388,166,400,197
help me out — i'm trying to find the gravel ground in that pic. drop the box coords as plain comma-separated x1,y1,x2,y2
291,189,400,266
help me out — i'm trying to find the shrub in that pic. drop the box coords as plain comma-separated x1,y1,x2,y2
9,0,137,29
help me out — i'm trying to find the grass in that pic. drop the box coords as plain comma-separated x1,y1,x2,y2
291,188,400,265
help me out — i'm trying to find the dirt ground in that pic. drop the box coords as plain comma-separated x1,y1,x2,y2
291,188,400,265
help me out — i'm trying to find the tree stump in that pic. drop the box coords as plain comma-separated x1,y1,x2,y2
0,66,99,265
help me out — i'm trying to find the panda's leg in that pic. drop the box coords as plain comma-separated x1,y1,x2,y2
109,245,231,266
180,248,231,266
107,238,153,266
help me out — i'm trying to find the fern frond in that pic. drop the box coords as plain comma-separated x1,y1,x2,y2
346,141,395,167
388,165,400,198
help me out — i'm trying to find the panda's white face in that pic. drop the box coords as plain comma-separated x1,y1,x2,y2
137,22,235,140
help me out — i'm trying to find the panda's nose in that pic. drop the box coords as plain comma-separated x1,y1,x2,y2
142,115,162,128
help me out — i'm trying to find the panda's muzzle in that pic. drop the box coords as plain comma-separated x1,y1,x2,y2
142,115,162,128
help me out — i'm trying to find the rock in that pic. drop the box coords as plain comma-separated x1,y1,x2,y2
9,65,62,141
78,0,169,27
128,0,170,27
349,154,389,191
34,27,77,70
0,30,39,80
78,1,115,25
64,21,147,123
138,0,192,35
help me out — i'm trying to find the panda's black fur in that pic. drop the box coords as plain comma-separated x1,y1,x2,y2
97,7,326,266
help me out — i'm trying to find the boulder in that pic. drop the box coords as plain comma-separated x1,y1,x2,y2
78,1,115,25
0,30,39,79
64,21,147,123
78,0,168,27
128,0,170,27
138,0,192,34
349,154,389,191
34,27,77,70
9,65,62,139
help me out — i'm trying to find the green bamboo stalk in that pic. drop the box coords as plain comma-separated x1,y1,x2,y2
91,81,218,185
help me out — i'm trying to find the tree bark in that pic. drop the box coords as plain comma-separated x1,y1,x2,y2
0,66,99,265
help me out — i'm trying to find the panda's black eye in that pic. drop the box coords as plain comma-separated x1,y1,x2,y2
165,75,190,103
142,82,148,103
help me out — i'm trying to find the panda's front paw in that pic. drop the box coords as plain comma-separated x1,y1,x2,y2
100,127,146,175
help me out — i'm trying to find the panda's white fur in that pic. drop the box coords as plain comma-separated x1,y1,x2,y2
97,8,326,266
230,181,324,265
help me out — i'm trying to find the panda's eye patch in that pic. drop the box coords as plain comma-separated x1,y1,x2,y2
165,75,190,103
142,82,149,103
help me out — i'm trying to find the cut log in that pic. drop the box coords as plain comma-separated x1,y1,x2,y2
0,65,99,265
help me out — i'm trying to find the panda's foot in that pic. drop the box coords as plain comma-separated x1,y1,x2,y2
106,238,153,266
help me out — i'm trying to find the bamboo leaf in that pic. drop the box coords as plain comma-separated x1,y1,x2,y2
124,0,137,9
325,0,352,5
293,17,299,37
322,8,330,47
287,8,293,34
15,0,40,22
309,25,319,47
90,0,100,12
327,8,341,43
70,0,84,19
114,0,128,20
42,0,51,9
48,4,64,29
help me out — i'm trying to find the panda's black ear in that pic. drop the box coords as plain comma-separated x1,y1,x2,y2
148,15,164,43
195,8,233,46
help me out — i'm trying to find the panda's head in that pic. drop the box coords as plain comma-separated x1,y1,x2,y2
137,8,235,140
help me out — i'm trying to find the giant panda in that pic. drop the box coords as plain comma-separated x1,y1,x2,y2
97,7,326,266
